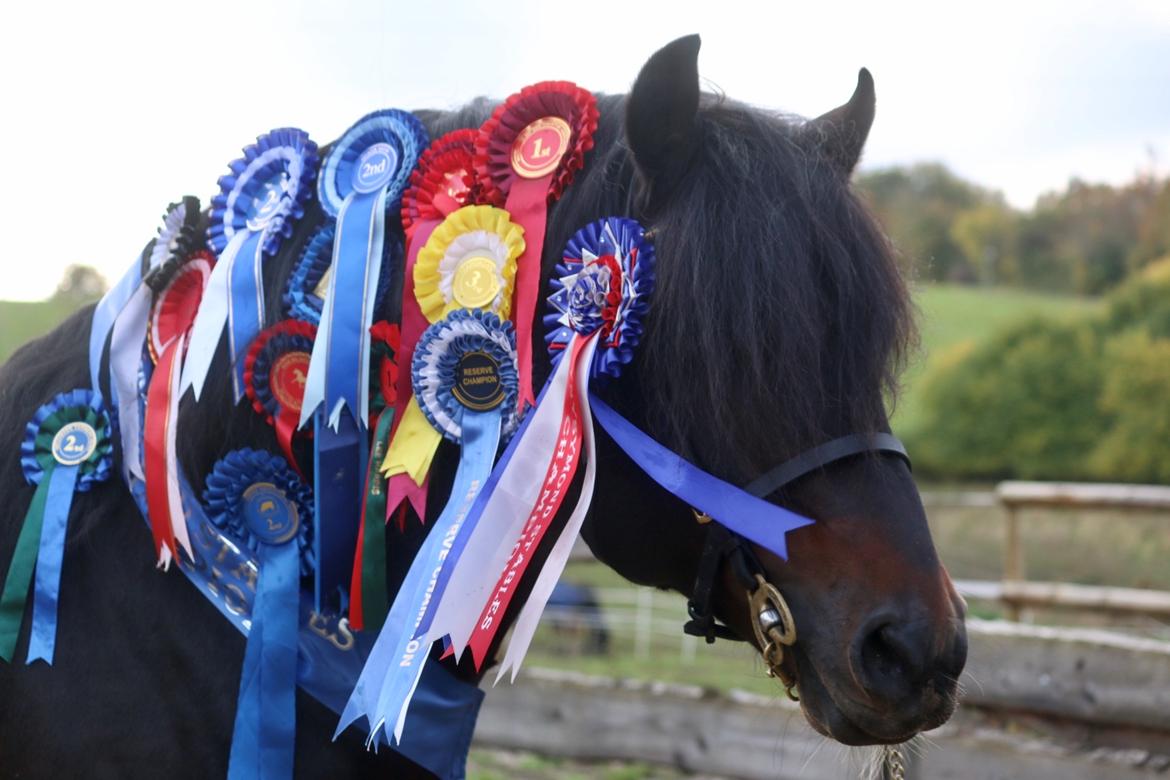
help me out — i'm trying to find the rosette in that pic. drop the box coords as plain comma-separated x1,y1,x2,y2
348,321,400,633
203,448,313,780
401,129,479,246
475,81,598,410
107,198,205,484
283,223,335,324
339,310,517,746
243,319,317,472
181,128,318,403
300,110,425,614
0,390,113,664
144,252,213,568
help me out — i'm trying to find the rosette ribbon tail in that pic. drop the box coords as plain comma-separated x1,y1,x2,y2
420,347,574,659
109,284,153,480
25,463,83,664
337,408,501,746
506,176,554,411
0,468,60,661
349,408,395,632
496,335,599,681
589,396,816,561
227,230,270,402
89,254,145,397
311,414,367,613
182,230,249,400
144,334,193,567
464,333,593,669
227,538,300,780
379,400,439,522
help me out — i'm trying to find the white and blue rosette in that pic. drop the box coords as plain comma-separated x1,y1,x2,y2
204,448,314,780
0,390,113,664
337,309,517,747
298,110,427,614
282,223,397,326
182,128,318,403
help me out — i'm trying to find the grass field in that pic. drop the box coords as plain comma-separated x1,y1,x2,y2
890,283,1102,437
0,298,90,365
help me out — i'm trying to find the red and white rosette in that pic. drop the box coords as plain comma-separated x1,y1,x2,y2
144,250,214,568
475,81,598,411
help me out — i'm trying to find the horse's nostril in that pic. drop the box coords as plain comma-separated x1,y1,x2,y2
853,618,931,699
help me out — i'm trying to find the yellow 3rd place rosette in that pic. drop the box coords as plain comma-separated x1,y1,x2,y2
413,204,524,322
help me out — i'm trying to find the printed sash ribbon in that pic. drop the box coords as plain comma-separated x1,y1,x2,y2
464,218,652,672
144,252,214,567
0,390,112,664
349,321,400,632
204,449,315,780
339,310,519,746
244,319,317,474
300,110,425,612
381,205,523,526
182,129,317,403
384,130,479,525
475,82,598,411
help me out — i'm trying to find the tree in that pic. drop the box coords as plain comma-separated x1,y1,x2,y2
53,264,107,305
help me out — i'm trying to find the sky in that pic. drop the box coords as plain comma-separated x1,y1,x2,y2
0,0,1167,301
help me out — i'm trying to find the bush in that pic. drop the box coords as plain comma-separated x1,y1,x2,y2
1090,330,1170,483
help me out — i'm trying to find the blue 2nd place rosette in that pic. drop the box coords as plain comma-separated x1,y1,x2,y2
338,309,518,746
204,448,314,780
0,389,113,665
544,217,657,382
182,128,318,403
300,109,428,615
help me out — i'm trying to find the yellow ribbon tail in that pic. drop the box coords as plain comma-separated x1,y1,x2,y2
381,396,442,484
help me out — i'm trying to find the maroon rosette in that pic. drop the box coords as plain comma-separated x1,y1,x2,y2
474,81,598,207
401,130,480,246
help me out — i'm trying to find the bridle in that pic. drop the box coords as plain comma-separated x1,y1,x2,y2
682,432,911,698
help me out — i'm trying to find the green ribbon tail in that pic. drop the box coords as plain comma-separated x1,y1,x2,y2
361,409,395,631
0,466,54,662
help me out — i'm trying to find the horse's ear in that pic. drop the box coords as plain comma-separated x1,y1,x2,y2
808,68,876,176
626,34,701,205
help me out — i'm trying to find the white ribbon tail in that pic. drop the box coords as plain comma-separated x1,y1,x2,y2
180,231,246,400
426,338,577,656
168,332,193,560
110,285,152,481
497,336,599,682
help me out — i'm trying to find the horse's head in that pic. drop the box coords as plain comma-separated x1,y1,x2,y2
574,36,967,746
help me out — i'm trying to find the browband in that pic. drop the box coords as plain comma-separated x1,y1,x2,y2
745,432,910,499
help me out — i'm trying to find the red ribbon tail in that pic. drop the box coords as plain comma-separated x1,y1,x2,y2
384,473,429,528
274,410,303,479
144,342,180,564
349,507,366,632
506,175,554,412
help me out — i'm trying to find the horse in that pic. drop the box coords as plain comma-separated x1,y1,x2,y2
0,34,967,778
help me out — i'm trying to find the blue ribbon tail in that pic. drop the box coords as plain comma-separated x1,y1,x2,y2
589,395,814,560
313,413,367,612
373,409,500,745
228,541,300,780
325,188,386,429
26,464,81,665
228,230,267,403
89,257,143,397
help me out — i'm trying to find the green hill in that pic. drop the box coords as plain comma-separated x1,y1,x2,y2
0,299,91,365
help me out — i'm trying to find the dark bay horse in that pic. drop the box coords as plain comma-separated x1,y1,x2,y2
0,35,966,777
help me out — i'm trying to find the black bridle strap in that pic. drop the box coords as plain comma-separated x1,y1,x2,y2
744,432,910,500
683,432,910,644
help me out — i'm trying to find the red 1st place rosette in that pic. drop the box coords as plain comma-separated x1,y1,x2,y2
244,319,317,474
475,82,598,410
144,250,214,568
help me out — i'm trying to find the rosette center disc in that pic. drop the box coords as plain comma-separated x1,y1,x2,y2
243,482,301,545
452,351,505,411
511,117,571,179
247,175,290,231
352,142,399,194
51,421,97,466
452,256,502,309
271,351,311,411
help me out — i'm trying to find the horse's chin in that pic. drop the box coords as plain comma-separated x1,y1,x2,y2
787,646,958,747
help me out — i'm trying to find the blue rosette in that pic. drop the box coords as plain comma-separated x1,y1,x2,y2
301,110,428,614
1,389,113,665
203,448,314,778
283,223,398,326
412,308,520,443
544,217,657,382
183,127,319,404
317,109,429,217
208,128,319,256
